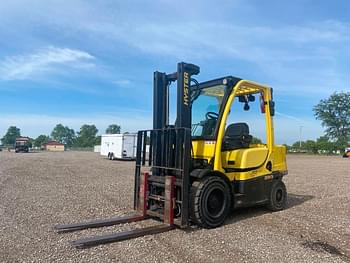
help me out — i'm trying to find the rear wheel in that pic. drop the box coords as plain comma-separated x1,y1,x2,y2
267,180,287,211
190,176,231,228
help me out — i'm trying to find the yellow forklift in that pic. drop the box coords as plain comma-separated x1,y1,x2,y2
55,62,288,247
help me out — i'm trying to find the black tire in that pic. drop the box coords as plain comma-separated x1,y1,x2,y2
267,180,287,211
110,153,114,160
190,176,231,228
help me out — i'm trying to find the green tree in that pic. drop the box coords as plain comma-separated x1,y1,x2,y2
290,137,340,154
34,135,50,147
1,126,21,145
251,136,263,144
95,135,101,145
75,124,98,147
27,138,34,148
313,92,350,150
304,140,318,154
292,141,305,149
316,136,337,154
106,124,121,134
284,144,291,152
51,124,76,147
292,140,318,153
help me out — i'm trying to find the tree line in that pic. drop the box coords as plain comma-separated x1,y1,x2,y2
1,91,349,153
288,136,345,154
278,91,349,154
1,124,121,148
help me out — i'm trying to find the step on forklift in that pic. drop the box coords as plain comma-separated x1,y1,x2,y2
55,62,288,248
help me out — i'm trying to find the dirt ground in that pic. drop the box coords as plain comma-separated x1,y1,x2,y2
0,151,349,263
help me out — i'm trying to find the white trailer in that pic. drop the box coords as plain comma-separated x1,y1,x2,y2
101,134,137,160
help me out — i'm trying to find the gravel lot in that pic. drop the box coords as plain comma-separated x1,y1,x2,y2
1,151,349,262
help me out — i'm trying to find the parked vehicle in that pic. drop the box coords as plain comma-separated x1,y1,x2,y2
15,137,30,153
100,134,137,160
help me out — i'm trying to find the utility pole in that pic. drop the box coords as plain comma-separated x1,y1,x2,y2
299,126,303,149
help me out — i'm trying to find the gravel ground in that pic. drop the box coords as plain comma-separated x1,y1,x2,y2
0,151,349,263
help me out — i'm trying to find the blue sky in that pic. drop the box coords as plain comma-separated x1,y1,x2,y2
0,0,349,144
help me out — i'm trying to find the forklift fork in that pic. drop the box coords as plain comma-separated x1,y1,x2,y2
54,173,176,248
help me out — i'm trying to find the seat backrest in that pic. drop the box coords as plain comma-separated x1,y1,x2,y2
222,122,252,151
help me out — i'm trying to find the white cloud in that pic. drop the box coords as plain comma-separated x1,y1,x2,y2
75,19,350,95
1,1,349,95
0,47,95,80
275,111,305,123
81,20,349,61
112,79,131,86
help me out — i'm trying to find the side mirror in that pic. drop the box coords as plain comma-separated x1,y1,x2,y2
238,95,246,103
248,94,255,102
260,95,265,113
239,95,255,102
269,101,275,116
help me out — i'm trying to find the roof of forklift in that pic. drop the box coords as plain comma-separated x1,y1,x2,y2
193,76,269,97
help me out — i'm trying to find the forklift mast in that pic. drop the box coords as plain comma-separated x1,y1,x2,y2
134,62,200,227
55,62,201,248
153,62,200,130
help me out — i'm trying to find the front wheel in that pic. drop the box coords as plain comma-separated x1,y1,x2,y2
190,176,231,228
267,180,287,211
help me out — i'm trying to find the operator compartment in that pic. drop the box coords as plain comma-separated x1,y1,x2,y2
221,122,268,169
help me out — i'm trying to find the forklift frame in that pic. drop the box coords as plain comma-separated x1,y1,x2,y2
54,61,287,248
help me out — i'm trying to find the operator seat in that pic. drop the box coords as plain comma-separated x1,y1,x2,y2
222,123,252,151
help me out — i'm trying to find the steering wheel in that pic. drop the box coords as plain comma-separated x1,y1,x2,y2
205,111,219,120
